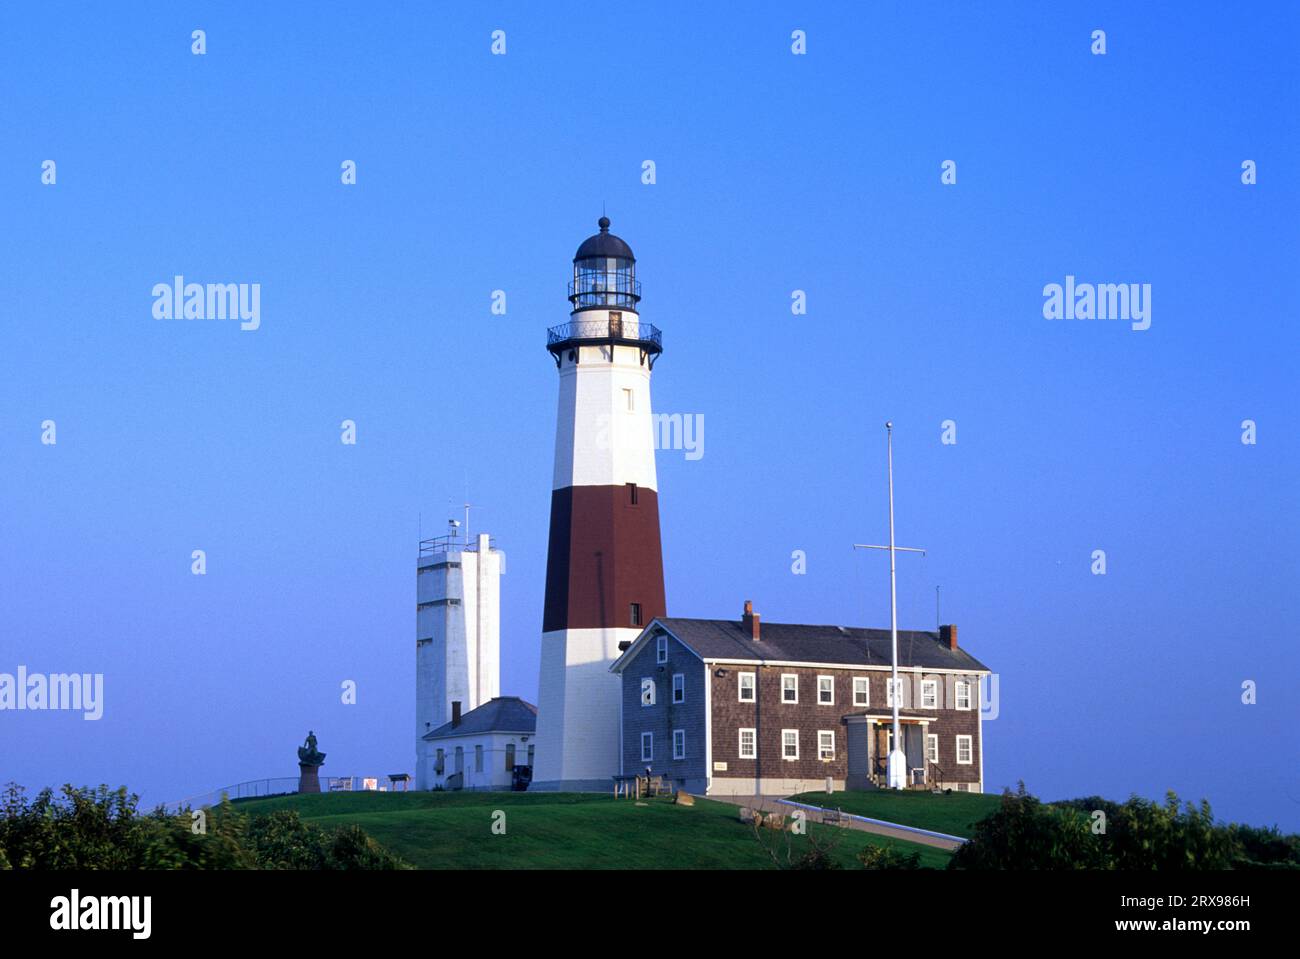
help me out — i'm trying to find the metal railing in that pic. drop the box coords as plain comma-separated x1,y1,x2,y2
419,534,497,556
547,318,662,350
161,775,396,814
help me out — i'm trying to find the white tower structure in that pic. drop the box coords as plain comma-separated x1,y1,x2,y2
531,216,667,791
415,527,505,789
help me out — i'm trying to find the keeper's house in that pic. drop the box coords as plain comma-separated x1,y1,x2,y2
611,602,991,796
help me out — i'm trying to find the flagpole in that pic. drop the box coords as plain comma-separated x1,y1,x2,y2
886,422,904,789
853,422,924,791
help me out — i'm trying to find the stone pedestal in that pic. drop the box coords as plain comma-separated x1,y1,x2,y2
298,763,322,794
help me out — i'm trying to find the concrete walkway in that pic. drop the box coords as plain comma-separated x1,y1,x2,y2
710,794,965,851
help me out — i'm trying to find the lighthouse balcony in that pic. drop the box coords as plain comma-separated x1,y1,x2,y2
546,316,662,365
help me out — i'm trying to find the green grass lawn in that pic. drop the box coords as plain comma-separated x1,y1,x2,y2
789,789,1002,839
233,791,952,869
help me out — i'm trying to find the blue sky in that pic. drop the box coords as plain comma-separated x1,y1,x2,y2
1,3,1297,827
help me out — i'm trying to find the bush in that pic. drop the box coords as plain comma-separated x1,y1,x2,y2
948,783,1102,870
857,845,923,870
0,783,410,870
1228,823,1300,870
950,782,1294,870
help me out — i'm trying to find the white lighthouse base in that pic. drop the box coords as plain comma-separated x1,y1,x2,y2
530,626,636,791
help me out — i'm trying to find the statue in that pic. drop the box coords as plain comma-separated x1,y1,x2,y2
298,730,326,767
297,730,326,794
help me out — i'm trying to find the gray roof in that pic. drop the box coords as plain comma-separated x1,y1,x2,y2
650,618,990,672
422,696,538,741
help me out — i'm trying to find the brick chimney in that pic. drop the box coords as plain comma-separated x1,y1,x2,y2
940,624,958,651
451,700,462,727
742,600,760,641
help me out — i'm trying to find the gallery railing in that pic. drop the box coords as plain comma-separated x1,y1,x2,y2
546,318,662,350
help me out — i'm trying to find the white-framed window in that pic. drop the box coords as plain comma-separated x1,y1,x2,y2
926,734,938,764
817,730,835,761
955,680,972,711
852,676,870,707
656,635,667,663
475,745,484,772
434,748,444,774
781,729,799,760
956,734,973,765
921,679,938,709
623,387,634,412
641,732,654,762
672,729,685,760
817,675,834,705
738,672,756,702
640,678,656,706
781,674,798,704
886,677,906,707
738,727,756,759
672,673,685,703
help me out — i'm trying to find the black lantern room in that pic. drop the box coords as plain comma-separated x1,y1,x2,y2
568,216,641,313
548,215,661,367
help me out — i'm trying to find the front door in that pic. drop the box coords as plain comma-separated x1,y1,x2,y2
874,726,890,783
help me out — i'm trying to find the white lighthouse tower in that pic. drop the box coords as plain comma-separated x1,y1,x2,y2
414,526,505,789
531,217,667,791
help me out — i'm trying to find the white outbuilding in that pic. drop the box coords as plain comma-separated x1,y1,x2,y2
419,696,538,791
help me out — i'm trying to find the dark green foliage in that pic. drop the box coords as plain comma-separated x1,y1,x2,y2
949,782,1102,870
0,783,409,870
244,808,407,870
950,782,1296,870
1227,823,1300,870
857,845,923,870
788,845,842,870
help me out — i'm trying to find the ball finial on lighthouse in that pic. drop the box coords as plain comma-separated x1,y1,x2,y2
598,215,610,231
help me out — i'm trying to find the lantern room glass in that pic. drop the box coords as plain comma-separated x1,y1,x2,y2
570,255,640,311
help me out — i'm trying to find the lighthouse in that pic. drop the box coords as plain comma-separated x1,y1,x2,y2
531,217,667,790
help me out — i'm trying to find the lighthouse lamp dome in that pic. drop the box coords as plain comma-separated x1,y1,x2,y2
570,216,640,312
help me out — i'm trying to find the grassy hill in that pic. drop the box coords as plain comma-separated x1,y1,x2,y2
790,789,1002,839
234,791,953,869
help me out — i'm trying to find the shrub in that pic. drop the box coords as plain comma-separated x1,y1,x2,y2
948,783,1102,870
950,783,1292,870
0,782,409,870
857,845,923,870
